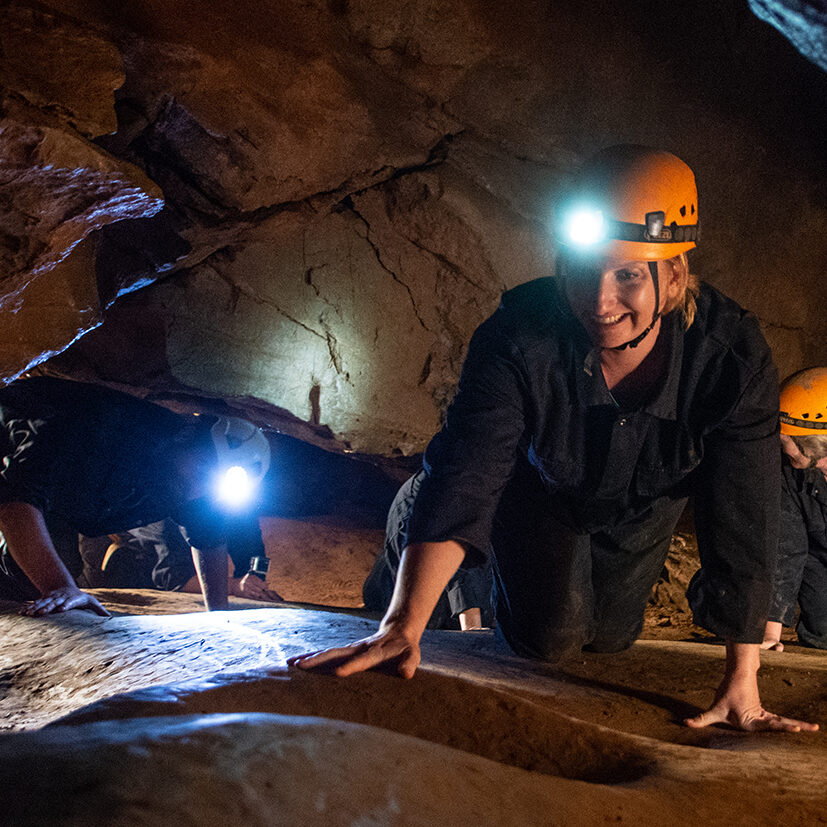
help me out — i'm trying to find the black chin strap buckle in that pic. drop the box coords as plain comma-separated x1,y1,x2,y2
611,260,661,351
612,316,659,350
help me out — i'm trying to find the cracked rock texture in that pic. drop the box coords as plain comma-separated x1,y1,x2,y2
1,0,826,454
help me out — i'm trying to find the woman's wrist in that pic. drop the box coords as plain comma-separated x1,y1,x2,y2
379,609,426,641
724,640,760,679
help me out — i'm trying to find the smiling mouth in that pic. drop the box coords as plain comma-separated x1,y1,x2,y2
593,313,627,326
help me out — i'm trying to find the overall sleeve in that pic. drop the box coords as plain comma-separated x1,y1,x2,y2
0,416,60,513
768,468,810,626
689,357,780,642
225,517,265,578
175,497,228,552
144,521,197,591
406,315,531,563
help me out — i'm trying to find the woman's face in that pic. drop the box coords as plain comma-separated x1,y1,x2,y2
562,255,662,350
780,434,827,471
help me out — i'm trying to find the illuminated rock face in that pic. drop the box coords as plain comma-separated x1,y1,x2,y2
0,4,163,381
1,0,826,454
748,0,827,71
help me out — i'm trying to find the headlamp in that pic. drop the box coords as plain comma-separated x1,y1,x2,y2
208,416,271,510
215,464,255,509
560,204,698,248
564,207,606,246
645,211,665,239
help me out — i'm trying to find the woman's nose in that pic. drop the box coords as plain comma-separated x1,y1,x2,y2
593,272,617,313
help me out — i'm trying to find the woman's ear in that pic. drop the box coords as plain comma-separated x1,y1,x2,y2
662,255,685,303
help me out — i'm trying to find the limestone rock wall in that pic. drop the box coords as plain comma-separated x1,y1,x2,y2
0,4,164,379
1,0,825,455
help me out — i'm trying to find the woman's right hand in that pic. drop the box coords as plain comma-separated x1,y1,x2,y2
288,541,463,678
287,622,422,678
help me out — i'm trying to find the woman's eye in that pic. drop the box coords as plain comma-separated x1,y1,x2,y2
616,269,639,282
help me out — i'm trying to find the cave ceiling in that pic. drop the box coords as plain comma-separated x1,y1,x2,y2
1,0,825,456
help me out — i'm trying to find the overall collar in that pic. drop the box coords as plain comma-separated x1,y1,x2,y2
576,311,683,419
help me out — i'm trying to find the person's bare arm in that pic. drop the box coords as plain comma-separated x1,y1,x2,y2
685,641,818,732
180,554,283,602
289,540,466,677
0,501,109,617
190,544,229,611
458,607,484,630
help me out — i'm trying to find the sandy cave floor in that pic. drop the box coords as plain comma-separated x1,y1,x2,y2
0,516,826,824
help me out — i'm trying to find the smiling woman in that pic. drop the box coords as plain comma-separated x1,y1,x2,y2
290,145,818,735
559,252,701,406
562,257,664,350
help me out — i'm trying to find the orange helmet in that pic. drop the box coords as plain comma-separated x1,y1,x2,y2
558,145,699,261
779,367,827,435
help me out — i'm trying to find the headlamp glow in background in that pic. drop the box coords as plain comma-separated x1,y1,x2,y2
565,207,605,246
216,465,254,508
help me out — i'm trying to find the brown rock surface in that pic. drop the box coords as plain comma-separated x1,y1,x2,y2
0,107,163,295
0,517,823,824
0,4,164,380
0,108,163,380
0,597,825,824
261,516,384,607
0,0,821,455
0,3,123,138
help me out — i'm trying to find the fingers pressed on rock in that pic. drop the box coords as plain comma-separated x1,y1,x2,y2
334,651,384,677
772,716,818,733
399,662,418,680
289,646,358,669
286,650,327,665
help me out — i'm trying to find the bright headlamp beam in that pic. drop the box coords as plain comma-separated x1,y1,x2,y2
565,208,605,246
216,464,254,508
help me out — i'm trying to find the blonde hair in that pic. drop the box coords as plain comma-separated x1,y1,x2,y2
660,252,700,329
791,434,827,463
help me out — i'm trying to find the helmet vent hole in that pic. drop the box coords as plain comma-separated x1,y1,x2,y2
691,204,695,215
817,413,823,419
802,413,810,418
680,205,687,217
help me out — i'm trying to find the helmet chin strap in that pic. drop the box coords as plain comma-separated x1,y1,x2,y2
610,261,661,351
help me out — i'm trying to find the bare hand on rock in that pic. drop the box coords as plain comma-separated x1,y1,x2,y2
231,572,283,602
288,625,421,678
21,586,110,618
685,673,818,733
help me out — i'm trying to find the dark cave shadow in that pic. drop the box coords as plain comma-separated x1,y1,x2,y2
533,667,704,728
425,630,767,744
512,646,824,744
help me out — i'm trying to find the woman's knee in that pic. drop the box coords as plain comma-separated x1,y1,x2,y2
583,629,638,654
797,610,827,650
585,613,644,653
496,620,588,664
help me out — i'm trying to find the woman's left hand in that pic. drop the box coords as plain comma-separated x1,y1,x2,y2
685,668,818,732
